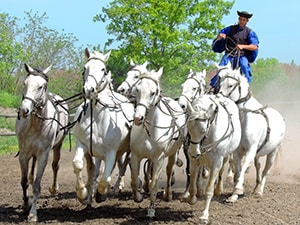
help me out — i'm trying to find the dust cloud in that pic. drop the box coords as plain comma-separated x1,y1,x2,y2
252,75,300,184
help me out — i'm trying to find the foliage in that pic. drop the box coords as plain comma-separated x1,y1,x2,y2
0,91,20,108
0,13,25,93
94,0,234,97
0,11,85,99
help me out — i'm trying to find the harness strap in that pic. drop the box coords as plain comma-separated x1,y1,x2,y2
241,105,270,152
189,98,234,155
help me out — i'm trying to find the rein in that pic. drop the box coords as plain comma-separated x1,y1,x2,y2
180,75,206,104
189,97,234,154
136,75,186,146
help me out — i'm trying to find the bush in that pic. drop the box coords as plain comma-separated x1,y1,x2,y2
0,91,21,108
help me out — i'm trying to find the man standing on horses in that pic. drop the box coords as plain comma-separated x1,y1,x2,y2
210,10,259,89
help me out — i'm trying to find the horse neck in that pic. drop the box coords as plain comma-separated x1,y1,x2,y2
237,94,263,110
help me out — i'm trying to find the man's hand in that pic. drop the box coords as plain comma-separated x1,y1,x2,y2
217,33,226,40
237,44,244,50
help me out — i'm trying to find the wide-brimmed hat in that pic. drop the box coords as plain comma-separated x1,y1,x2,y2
237,10,253,19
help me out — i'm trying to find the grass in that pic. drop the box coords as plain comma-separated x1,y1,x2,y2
0,132,77,155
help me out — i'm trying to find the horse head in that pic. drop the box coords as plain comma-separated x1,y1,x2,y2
187,96,217,159
117,59,149,97
178,69,207,111
19,63,51,118
133,67,163,126
217,62,249,103
82,48,111,99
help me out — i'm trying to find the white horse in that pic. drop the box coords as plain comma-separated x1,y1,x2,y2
72,48,134,205
178,69,207,110
113,59,149,192
177,69,208,195
217,63,286,203
15,63,69,222
186,94,241,224
130,68,186,217
117,59,148,97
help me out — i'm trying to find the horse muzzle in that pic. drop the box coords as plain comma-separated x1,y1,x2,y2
133,116,143,126
18,108,30,118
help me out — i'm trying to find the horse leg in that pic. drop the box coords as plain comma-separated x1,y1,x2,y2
83,153,97,204
113,151,130,193
181,134,190,198
200,162,221,224
143,159,152,193
147,157,164,218
227,146,257,203
254,150,277,196
95,151,116,202
186,158,200,205
73,141,90,205
28,151,49,222
197,166,209,198
130,153,143,203
49,143,62,194
215,156,228,196
93,157,102,196
19,154,31,213
226,154,235,183
163,153,176,202
29,157,36,185
253,156,262,195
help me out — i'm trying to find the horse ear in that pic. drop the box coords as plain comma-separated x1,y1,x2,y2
215,62,220,69
43,64,52,74
207,103,215,115
143,60,148,68
156,67,163,79
85,48,90,58
130,59,135,67
103,50,111,62
106,70,112,80
24,63,34,74
186,101,195,116
226,61,232,69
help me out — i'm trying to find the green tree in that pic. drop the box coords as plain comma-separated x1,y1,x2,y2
94,0,234,96
0,13,24,93
13,11,84,98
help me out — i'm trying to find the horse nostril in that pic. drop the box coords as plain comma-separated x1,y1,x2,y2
181,105,186,110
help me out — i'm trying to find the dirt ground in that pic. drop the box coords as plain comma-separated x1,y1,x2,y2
0,99,299,225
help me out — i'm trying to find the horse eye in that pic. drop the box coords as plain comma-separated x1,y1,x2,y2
192,87,197,91
38,86,43,91
150,92,155,97
134,75,139,79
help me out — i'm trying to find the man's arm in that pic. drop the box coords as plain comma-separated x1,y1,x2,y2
237,43,258,51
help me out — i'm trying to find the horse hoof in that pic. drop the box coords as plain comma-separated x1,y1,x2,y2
223,194,238,204
133,192,143,203
188,195,197,205
95,192,107,203
28,213,38,223
180,191,189,200
49,186,59,195
163,191,173,202
199,213,209,224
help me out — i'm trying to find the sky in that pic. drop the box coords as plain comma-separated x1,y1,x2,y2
1,0,299,64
